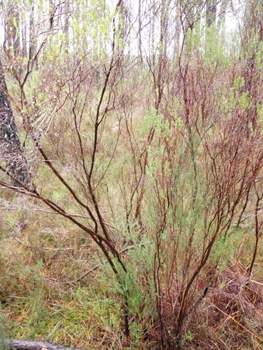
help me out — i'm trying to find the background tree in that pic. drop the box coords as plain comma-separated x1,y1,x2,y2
0,60,29,187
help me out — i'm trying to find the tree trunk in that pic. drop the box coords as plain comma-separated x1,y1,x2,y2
5,5,20,57
206,0,217,27
0,61,30,187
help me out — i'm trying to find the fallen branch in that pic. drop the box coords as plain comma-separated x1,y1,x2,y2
3,339,90,350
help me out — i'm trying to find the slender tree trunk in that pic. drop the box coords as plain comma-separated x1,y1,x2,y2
21,10,28,57
63,0,70,54
0,61,30,187
217,0,230,31
206,0,217,27
173,0,181,59
29,0,36,61
5,5,20,56
138,0,143,62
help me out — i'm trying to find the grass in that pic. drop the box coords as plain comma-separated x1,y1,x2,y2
1,140,263,349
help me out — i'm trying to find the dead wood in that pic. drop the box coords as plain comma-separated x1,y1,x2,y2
2,340,90,350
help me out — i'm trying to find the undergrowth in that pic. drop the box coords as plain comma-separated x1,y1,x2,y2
1,181,263,349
